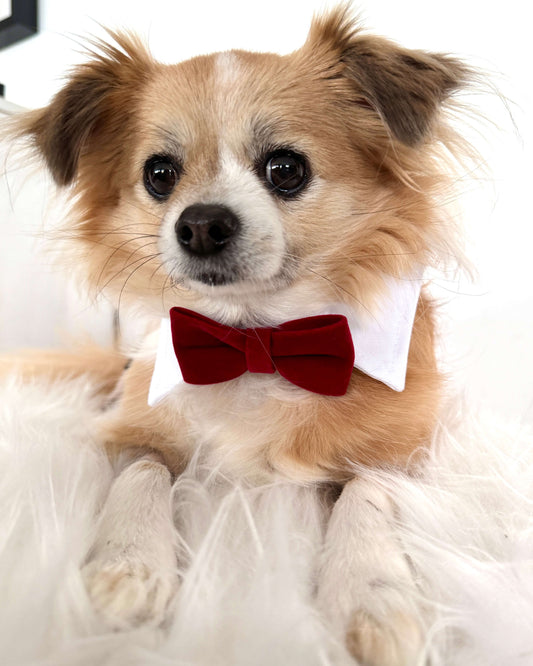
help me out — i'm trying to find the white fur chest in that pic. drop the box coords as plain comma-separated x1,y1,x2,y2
167,373,312,483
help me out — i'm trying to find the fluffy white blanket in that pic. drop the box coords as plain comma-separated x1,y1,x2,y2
1,375,532,666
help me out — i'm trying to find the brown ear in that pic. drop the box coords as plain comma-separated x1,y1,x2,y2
18,32,153,185
306,7,469,145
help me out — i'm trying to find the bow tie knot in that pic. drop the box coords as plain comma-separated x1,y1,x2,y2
244,328,275,374
169,307,355,396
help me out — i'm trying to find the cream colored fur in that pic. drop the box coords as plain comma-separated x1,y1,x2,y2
4,7,487,663
0,374,532,665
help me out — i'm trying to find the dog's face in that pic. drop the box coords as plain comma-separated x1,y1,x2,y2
132,46,385,321
19,8,467,326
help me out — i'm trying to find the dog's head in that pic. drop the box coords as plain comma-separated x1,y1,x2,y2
17,7,469,326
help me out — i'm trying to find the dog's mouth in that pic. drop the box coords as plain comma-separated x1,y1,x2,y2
188,268,238,288
176,249,244,289
175,251,299,297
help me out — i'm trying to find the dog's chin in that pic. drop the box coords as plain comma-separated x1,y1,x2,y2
183,272,287,299
188,270,237,288
177,254,299,300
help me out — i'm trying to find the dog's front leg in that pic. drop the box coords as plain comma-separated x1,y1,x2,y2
317,476,424,666
82,450,177,629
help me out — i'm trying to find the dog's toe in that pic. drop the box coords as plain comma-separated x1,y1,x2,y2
346,609,423,666
83,559,178,630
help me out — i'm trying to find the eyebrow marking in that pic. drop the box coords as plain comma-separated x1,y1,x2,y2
215,51,242,89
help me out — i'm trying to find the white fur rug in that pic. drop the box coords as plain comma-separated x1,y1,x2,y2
1,374,533,666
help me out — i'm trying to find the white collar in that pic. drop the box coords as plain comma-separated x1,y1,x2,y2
147,275,422,406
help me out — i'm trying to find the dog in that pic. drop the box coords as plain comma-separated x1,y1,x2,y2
8,5,473,664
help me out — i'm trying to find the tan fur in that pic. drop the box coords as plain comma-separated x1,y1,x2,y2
95,291,438,483
11,6,470,478
99,356,188,475
0,346,127,395
8,7,476,657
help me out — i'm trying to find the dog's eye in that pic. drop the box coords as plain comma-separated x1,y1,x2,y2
144,156,180,199
264,150,308,197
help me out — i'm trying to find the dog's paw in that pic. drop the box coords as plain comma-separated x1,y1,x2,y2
82,558,178,630
346,609,423,666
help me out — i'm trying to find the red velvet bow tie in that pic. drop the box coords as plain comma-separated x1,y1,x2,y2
168,307,355,396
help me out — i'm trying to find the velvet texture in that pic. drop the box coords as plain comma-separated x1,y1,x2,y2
169,307,355,396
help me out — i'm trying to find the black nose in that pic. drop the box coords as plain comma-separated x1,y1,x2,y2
175,204,240,256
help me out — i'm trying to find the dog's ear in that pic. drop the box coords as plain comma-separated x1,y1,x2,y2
306,7,469,145
17,32,153,186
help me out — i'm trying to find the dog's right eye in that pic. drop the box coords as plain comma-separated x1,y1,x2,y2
263,149,309,198
143,156,180,200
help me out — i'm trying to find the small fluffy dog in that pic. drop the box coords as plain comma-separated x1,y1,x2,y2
10,6,472,664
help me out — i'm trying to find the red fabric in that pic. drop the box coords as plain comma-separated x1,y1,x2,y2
169,307,355,396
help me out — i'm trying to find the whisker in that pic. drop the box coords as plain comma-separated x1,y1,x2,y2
302,266,378,322
117,254,163,317
95,227,158,234
95,237,158,291
99,251,161,297
49,228,158,247
121,199,166,222
160,270,175,312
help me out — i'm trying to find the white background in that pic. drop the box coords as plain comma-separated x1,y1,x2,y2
0,0,532,422
0,1,10,24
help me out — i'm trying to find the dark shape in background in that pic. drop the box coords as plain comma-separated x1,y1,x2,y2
0,0,38,50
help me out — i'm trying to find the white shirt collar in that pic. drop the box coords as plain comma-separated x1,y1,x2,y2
147,275,422,406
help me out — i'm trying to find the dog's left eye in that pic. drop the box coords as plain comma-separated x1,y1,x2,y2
263,150,308,197
143,156,180,199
